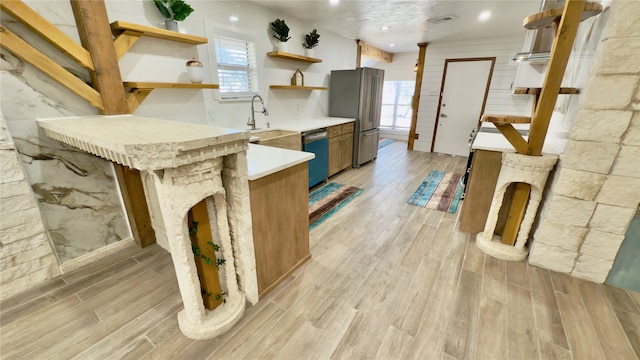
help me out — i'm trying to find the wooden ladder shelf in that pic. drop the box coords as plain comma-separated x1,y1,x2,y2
481,0,602,246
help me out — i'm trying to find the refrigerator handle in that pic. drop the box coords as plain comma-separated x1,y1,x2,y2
370,76,378,127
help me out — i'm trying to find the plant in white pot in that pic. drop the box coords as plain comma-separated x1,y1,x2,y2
303,29,320,57
153,0,194,31
270,18,291,52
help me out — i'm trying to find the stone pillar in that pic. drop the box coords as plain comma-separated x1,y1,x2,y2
222,152,259,304
143,158,245,339
476,153,558,261
529,0,640,282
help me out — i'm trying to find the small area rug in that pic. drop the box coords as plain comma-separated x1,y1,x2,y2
309,182,363,230
378,139,395,148
407,170,464,213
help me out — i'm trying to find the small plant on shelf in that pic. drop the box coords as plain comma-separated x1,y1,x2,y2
270,18,291,42
303,29,320,49
153,0,194,31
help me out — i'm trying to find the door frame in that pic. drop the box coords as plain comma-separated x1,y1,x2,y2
430,57,496,152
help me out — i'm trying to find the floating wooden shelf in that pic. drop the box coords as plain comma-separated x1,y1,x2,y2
269,85,328,90
513,87,579,95
523,2,602,29
481,115,532,125
266,51,322,63
123,82,219,89
110,21,208,45
123,82,218,112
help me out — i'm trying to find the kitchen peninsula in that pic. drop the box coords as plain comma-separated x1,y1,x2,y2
36,114,319,337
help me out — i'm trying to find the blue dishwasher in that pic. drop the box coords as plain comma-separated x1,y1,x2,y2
302,129,328,188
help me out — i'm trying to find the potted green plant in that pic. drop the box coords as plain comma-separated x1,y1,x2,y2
270,18,291,52
303,29,320,57
153,0,194,31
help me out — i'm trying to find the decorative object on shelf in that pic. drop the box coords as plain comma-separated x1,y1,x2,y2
291,69,304,86
186,58,203,84
270,18,291,52
152,0,194,31
303,29,320,57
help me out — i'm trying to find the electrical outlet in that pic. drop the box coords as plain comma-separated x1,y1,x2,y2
208,111,215,122
414,133,419,139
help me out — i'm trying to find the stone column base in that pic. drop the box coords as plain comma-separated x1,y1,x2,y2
178,293,246,340
476,152,558,261
477,233,529,261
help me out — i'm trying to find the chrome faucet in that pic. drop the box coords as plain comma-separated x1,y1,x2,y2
248,94,269,130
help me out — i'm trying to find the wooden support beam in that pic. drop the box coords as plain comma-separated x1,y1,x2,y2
357,39,393,64
70,0,154,248
113,166,156,247
189,200,224,311
408,42,428,150
0,0,95,70
495,124,529,154
126,88,153,113
113,32,141,60
70,0,128,115
0,25,104,110
527,0,585,156
501,183,531,245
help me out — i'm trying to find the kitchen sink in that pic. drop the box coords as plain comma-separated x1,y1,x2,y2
251,129,301,151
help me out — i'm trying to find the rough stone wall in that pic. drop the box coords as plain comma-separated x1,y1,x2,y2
529,0,640,283
0,114,61,300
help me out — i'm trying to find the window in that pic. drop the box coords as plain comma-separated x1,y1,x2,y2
380,81,415,130
211,33,258,100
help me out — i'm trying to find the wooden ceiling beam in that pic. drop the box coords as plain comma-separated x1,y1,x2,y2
356,39,393,66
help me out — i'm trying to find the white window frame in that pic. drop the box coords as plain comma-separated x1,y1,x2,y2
205,22,258,101
381,80,414,130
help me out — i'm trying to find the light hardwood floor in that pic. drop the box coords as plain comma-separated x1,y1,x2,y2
2,140,639,359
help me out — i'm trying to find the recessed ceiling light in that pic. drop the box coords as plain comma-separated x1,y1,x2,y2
478,11,491,22
329,0,340,6
229,15,239,23
381,26,389,31
390,43,395,47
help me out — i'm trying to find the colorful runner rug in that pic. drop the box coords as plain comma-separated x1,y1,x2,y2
309,182,363,230
378,139,395,149
407,170,464,213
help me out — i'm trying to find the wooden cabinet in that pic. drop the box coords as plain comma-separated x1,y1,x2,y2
249,162,311,299
327,123,354,177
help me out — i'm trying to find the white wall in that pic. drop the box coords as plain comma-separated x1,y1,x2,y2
106,0,357,130
414,37,532,152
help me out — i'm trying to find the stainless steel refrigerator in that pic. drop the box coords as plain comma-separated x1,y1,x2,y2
329,67,384,168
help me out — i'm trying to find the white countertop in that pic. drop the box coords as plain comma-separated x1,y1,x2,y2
247,144,314,180
271,117,355,132
472,123,566,155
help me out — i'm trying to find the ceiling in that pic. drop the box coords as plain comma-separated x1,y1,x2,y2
250,0,542,53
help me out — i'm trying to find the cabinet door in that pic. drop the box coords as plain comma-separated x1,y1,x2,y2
328,135,341,176
340,133,353,171
327,125,341,138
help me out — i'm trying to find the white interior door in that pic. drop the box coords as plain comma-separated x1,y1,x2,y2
433,60,493,156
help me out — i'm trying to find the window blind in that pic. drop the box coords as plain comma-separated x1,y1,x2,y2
213,34,258,100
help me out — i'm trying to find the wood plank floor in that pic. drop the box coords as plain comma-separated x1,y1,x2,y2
2,140,639,359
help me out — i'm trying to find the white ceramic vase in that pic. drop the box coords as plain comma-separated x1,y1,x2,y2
165,19,178,31
186,58,203,84
274,41,288,53
304,48,315,58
